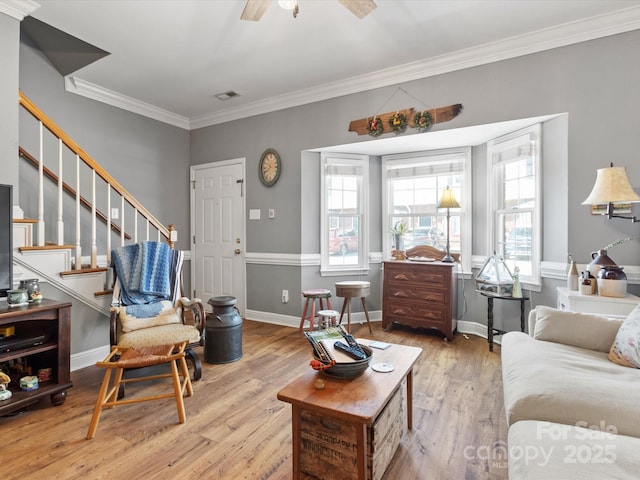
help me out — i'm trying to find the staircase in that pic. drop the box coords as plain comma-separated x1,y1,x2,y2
14,91,176,318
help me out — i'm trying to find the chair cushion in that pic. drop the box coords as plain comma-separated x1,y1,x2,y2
119,300,180,332
117,323,201,348
608,305,640,368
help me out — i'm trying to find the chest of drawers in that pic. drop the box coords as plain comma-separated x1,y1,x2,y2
382,261,457,340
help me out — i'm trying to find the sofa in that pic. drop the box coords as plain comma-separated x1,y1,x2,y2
501,304,640,479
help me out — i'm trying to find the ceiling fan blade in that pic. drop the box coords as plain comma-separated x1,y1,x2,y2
338,0,377,19
240,0,272,21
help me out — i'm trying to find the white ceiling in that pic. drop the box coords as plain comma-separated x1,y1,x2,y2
13,0,640,131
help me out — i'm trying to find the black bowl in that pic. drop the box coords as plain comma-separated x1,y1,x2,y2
313,344,373,379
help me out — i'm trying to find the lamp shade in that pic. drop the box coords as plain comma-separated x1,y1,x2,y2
438,187,460,209
582,166,640,205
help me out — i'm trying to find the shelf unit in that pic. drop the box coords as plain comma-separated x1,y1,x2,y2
0,299,72,415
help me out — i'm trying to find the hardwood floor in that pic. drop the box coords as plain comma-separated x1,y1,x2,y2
0,321,508,480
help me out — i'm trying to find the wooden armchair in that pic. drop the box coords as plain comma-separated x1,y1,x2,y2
109,242,205,381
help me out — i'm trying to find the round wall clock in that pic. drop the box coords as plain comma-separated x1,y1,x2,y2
259,148,281,187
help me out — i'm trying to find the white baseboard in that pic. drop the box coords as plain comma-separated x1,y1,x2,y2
71,344,110,372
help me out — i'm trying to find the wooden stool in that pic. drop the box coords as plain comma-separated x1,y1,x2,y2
335,281,373,334
317,309,340,329
86,342,193,439
299,289,332,331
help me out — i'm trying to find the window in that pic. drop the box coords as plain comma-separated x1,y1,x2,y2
382,148,472,271
488,124,541,287
321,153,369,274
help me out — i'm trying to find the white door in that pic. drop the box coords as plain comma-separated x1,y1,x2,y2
191,160,245,314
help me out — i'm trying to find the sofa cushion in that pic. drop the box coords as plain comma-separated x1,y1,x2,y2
502,331,640,438
608,305,640,368
508,420,640,480
532,306,623,353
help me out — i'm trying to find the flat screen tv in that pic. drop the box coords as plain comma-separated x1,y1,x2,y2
0,184,12,298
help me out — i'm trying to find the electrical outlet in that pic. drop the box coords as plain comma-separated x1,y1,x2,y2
282,289,289,303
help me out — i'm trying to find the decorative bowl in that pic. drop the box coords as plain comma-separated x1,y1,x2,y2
7,289,29,306
313,344,373,379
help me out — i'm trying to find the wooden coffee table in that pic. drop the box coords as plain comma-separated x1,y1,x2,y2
277,340,422,480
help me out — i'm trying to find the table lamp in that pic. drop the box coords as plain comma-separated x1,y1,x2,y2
437,186,460,263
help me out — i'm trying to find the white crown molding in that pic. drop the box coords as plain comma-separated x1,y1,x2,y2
64,76,190,130
62,6,640,130
0,0,39,20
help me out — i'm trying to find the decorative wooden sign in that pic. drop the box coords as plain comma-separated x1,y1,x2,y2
348,103,463,136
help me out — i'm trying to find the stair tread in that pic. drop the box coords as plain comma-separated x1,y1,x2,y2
13,218,38,224
60,267,108,276
94,290,113,297
19,244,75,252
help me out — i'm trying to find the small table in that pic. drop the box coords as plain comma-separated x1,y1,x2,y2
479,292,529,351
277,340,422,480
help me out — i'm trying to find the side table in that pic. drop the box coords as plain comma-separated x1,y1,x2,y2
479,292,529,351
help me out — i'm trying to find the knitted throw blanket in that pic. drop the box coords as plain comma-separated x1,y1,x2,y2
111,241,183,308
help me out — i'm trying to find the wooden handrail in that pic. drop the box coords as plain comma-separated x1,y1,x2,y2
18,90,169,241
19,147,132,241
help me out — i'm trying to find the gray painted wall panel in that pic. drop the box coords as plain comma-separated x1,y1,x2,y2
5,24,640,354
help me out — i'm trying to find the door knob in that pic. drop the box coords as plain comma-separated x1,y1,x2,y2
234,248,241,255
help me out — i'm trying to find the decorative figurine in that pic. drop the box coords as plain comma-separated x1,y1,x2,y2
512,266,523,298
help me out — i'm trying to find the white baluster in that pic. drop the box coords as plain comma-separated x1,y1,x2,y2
146,219,150,241
37,122,45,246
57,138,64,245
106,185,112,289
75,155,81,270
134,207,138,244
91,170,97,268
120,196,125,246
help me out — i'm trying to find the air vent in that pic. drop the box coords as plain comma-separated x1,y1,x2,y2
214,91,240,101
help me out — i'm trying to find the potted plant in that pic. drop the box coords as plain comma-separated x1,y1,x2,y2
391,221,408,251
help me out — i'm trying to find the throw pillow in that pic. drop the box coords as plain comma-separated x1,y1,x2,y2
608,304,640,368
533,305,624,352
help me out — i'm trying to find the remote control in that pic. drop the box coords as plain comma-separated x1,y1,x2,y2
340,327,365,354
334,341,367,360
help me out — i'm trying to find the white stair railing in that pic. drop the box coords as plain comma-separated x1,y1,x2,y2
18,91,176,275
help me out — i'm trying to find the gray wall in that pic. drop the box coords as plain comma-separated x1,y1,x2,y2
14,33,191,354
4,17,640,353
191,30,640,328
0,14,20,201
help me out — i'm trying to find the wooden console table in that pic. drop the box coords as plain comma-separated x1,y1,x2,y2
0,299,72,415
277,340,422,480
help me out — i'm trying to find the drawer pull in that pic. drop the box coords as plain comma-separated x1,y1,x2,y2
393,274,410,281
392,308,408,315
422,294,441,301
393,291,409,298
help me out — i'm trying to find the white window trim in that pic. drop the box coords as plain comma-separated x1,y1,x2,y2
487,124,542,289
382,147,472,273
320,152,369,276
